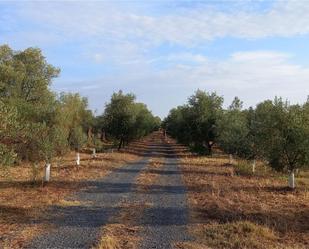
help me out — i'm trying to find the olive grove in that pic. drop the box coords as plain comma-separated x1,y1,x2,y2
164,90,309,188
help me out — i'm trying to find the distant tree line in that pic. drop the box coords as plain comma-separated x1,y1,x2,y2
0,45,160,170
163,90,309,186
98,90,161,150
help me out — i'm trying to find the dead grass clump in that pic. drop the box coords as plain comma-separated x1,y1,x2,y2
95,225,139,249
201,221,276,249
177,221,277,249
1,223,47,249
149,158,164,168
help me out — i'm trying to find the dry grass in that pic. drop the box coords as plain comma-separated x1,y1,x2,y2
93,201,153,249
0,151,140,249
179,156,309,249
135,157,165,191
95,225,140,249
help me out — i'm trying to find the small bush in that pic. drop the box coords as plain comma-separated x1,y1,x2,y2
234,161,254,176
199,221,277,249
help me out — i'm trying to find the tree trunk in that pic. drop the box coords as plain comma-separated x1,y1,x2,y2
252,159,256,173
288,170,295,189
101,129,106,142
87,127,92,141
118,137,123,151
76,152,80,166
92,148,96,158
207,142,213,155
229,154,233,164
44,163,51,182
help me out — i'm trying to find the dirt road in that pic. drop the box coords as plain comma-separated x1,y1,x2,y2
27,132,190,249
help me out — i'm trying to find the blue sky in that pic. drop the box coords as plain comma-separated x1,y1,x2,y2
1,0,309,118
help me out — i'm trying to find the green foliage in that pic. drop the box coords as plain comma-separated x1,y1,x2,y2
0,45,92,167
217,97,252,157
56,92,93,151
68,126,87,151
101,90,159,149
0,100,19,166
0,45,60,102
164,90,223,154
165,90,309,175
253,98,309,172
0,144,16,167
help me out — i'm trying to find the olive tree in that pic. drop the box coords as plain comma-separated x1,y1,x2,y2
164,90,223,154
217,97,251,156
102,90,159,150
56,93,93,165
254,98,309,188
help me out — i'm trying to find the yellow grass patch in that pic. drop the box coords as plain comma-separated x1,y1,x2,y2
57,199,93,207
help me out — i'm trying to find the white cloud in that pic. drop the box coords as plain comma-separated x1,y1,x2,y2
158,51,309,92
56,50,309,117
3,1,309,117
92,53,104,63
14,0,309,46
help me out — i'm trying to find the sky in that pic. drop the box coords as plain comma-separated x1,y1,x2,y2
1,0,309,118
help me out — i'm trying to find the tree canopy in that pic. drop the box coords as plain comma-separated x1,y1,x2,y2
164,90,309,176
101,90,160,150
163,90,223,154
0,45,93,166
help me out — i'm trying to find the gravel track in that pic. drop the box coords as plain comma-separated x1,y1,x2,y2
26,158,149,249
137,155,191,249
27,138,190,249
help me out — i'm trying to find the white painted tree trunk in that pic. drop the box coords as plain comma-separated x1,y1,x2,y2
44,163,51,182
76,152,80,166
252,159,256,173
288,171,295,189
92,148,96,158
229,154,233,164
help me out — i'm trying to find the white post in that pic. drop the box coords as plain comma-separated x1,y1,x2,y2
252,159,256,173
229,154,233,164
288,171,295,189
44,163,51,182
92,148,96,158
76,152,80,166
